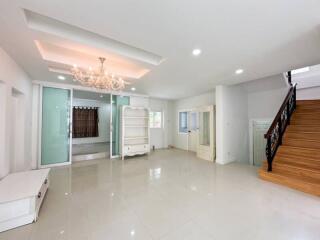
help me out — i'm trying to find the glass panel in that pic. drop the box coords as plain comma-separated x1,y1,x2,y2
189,112,198,131
111,95,130,156
150,111,162,128
41,87,71,165
179,112,188,133
199,111,210,146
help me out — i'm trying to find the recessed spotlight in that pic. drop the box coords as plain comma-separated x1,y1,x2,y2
235,69,244,75
131,87,136,91
192,48,202,56
130,230,135,236
58,75,66,80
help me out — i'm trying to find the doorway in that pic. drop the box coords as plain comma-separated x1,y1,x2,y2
72,90,111,162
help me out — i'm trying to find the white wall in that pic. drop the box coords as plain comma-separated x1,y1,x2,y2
245,74,289,120
215,74,289,165
0,48,32,178
296,86,320,100
130,96,149,108
216,85,249,164
171,91,215,150
72,98,110,145
149,98,172,149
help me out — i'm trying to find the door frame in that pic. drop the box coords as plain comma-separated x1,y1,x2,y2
110,94,119,159
38,84,73,168
249,118,272,166
197,105,215,161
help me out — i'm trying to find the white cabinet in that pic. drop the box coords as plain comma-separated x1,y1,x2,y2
0,169,50,232
121,106,150,160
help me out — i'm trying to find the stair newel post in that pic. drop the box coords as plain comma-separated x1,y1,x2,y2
267,137,272,172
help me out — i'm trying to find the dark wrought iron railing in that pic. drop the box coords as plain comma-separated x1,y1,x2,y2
264,74,297,171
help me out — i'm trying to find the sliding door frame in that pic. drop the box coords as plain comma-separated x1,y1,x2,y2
38,83,73,169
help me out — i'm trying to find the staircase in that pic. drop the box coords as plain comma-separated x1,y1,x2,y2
259,100,320,196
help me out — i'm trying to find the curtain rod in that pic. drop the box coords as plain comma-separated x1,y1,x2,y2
73,106,99,109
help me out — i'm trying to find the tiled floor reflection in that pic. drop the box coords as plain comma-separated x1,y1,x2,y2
1,149,319,240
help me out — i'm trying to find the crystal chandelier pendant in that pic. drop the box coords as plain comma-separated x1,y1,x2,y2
71,57,128,91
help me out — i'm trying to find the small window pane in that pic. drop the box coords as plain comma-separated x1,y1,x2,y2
179,111,188,133
190,112,198,130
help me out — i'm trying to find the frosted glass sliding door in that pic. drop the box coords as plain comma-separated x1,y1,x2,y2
41,87,71,166
111,95,130,157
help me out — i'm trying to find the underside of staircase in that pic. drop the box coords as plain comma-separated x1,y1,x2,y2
259,100,320,196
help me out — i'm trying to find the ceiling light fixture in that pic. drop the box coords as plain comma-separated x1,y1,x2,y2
71,57,129,91
131,87,136,91
235,69,244,75
192,48,202,56
58,75,66,80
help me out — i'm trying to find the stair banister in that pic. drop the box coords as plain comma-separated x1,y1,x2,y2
264,82,297,171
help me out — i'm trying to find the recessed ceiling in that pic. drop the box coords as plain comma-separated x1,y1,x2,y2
1,0,320,99
35,40,151,79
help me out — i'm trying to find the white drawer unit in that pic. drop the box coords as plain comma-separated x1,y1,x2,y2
0,169,50,232
123,144,150,155
121,106,150,160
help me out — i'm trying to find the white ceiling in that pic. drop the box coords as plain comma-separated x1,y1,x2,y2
1,0,320,99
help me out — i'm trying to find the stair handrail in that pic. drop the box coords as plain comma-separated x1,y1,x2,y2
264,82,297,171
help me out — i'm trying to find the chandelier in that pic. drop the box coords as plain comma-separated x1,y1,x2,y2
71,57,128,91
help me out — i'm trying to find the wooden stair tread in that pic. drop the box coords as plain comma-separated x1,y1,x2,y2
259,169,320,196
275,155,320,165
261,164,320,183
284,132,320,140
277,146,320,160
286,125,320,133
297,100,320,104
272,159,320,172
263,160,320,181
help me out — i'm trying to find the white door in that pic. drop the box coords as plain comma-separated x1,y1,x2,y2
253,121,269,166
188,111,198,152
197,105,215,161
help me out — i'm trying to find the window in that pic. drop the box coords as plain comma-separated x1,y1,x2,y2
150,111,162,128
73,107,99,138
189,112,198,131
179,111,188,133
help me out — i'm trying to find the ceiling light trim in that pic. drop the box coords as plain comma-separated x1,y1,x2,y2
23,9,164,66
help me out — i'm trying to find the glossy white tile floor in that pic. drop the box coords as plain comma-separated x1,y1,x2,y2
1,149,320,240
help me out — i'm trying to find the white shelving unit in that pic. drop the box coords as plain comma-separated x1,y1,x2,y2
121,106,150,160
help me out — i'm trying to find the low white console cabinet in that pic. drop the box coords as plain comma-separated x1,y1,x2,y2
0,169,50,232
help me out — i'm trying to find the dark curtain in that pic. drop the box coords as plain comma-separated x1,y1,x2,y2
73,107,99,138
